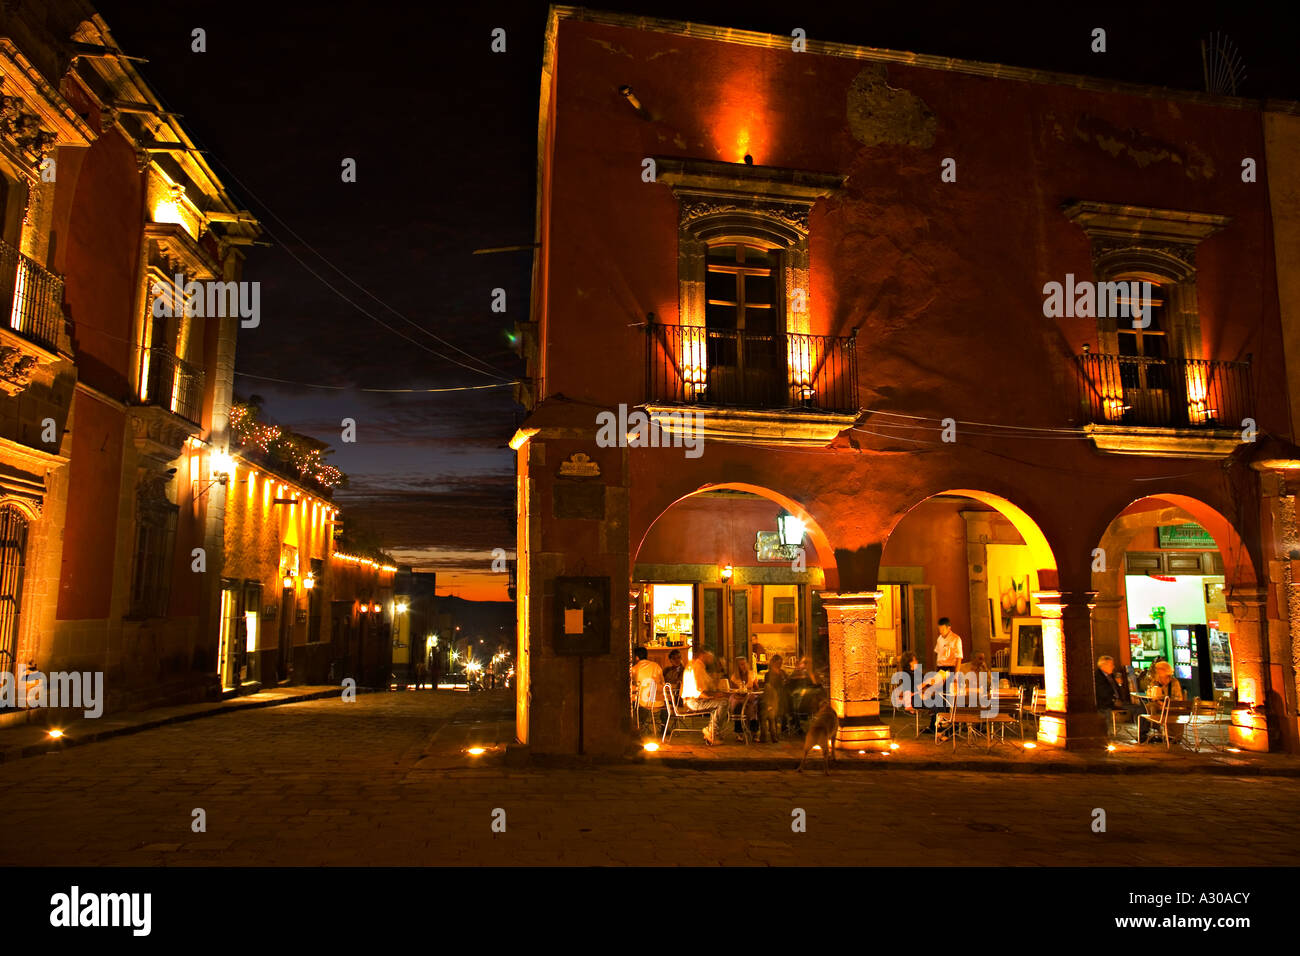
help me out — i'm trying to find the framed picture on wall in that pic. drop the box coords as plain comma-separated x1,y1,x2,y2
1010,617,1045,675
996,576,1033,641
772,597,796,624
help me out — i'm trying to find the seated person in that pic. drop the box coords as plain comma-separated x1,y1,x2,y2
683,651,730,743
729,658,759,738
662,649,684,697
630,646,664,732
895,651,921,712
1095,655,1143,725
1148,660,1184,701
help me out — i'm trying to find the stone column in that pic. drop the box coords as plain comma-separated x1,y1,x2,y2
1091,595,1126,665
823,591,890,750
1225,586,1270,751
1035,590,1106,750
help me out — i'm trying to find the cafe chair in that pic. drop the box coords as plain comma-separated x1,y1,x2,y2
942,689,989,750
986,687,1024,745
1023,686,1048,731
638,678,665,736
729,690,756,745
662,683,713,745
1187,698,1228,752
1138,698,1191,750
1106,708,1137,743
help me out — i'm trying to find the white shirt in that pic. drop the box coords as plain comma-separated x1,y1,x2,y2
935,631,963,666
632,659,664,705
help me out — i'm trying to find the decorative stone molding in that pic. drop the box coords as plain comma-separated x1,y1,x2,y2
127,405,200,467
1084,424,1244,459
643,404,858,447
0,325,61,396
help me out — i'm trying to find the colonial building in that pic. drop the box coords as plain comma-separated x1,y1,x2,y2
513,8,1300,755
1,2,259,717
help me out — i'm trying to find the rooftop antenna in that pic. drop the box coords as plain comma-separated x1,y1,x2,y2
1201,32,1246,96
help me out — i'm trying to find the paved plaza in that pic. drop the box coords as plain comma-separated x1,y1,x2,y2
0,691,1296,866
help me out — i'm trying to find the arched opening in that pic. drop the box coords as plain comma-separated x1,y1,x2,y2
1091,494,1257,721
878,488,1057,673
632,483,834,738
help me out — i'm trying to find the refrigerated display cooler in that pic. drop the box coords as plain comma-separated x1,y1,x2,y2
1169,624,1234,702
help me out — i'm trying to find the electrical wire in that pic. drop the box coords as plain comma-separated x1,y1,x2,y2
138,87,514,382
234,370,517,393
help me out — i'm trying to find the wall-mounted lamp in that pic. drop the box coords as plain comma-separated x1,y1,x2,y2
720,565,733,582
776,509,806,549
303,574,315,591
372,603,381,613
618,84,644,115
282,574,295,589
359,603,369,614
395,602,408,614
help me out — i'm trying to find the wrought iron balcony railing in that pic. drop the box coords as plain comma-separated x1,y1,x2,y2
0,238,64,353
647,324,858,413
140,347,205,426
1076,352,1252,429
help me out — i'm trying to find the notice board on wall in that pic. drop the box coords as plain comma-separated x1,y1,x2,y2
552,576,610,656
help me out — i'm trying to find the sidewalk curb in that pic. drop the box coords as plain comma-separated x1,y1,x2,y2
645,757,1299,775
0,686,382,764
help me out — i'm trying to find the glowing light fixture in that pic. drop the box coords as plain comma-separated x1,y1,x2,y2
303,575,315,590
643,741,660,752
776,510,805,548
282,574,294,589
466,747,486,756
48,729,64,739
1023,742,1037,749
889,743,900,750
395,602,408,614
720,565,733,582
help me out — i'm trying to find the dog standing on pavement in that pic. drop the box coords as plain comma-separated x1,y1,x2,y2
797,699,839,774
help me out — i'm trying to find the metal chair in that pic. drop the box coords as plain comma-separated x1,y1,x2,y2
986,687,1024,745
939,688,989,750
1139,697,1191,749
1106,707,1138,743
662,683,713,744
637,677,665,737
729,690,756,744
1187,698,1228,752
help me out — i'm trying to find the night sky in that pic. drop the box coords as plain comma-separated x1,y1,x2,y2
91,0,1300,600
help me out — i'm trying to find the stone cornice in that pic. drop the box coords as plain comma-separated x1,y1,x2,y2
0,39,96,153
550,6,1295,114
1062,201,1231,244
1085,424,1243,458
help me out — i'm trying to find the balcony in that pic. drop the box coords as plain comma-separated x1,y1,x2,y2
140,348,205,426
644,324,859,446
1076,352,1252,457
0,238,64,354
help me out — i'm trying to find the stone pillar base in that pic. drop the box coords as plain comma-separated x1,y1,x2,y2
837,718,891,751
1037,711,1107,750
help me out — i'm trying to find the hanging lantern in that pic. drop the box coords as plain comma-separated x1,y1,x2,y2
776,510,805,548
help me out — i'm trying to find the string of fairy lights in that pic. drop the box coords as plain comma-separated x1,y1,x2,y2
229,402,345,489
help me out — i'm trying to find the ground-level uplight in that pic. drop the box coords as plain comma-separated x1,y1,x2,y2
643,741,660,752
1226,747,1242,753
1023,742,1037,749
47,729,64,739
1106,744,1116,752
889,743,900,750
466,747,486,756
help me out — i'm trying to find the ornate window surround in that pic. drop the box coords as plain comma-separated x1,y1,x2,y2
1063,201,1240,458
1062,200,1230,360
650,157,854,446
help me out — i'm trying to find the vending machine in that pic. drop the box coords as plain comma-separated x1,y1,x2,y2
1170,624,1213,700
1206,627,1235,702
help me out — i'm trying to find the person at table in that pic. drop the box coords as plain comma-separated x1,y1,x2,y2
1149,660,1184,701
684,651,730,744
1095,655,1143,725
934,618,963,673
728,658,759,739
662,649,684,697
631,646,664,732
896,651,922,712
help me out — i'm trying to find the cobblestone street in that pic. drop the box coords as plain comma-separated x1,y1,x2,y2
0,691,1295,867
